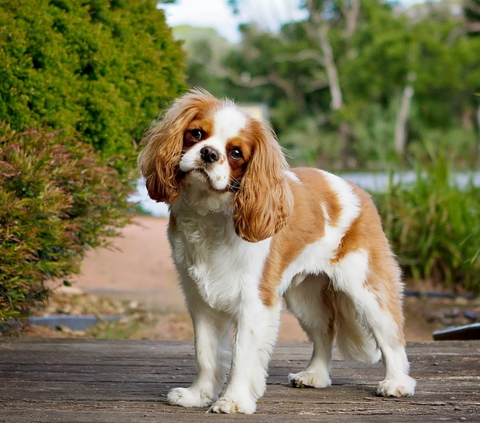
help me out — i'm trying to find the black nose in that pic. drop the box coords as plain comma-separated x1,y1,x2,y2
200,146,219,163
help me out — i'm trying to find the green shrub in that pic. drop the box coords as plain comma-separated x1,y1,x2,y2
0,0,186,159
374,149,480,293
0,0,186,332
0,125,135,329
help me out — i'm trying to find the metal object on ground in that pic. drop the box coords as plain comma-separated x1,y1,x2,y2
432,323,480,341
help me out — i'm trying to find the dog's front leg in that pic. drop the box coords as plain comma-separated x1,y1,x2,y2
167,290,231,408
209,301,282,414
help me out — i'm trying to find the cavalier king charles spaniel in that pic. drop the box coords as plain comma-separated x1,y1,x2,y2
138,89,416,414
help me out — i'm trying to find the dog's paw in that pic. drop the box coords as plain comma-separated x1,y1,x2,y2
288,371,331,389
207,397,256,414
167,387,214,408
377,376,416,397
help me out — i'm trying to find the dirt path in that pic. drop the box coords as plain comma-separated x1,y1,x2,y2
71,217,184,310
71,216,444,342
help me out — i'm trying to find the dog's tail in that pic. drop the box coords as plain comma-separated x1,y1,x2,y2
334,292,381,364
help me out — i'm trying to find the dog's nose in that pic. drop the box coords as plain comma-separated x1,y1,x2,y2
200,146,219,163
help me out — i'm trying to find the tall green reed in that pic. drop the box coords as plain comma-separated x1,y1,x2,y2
374,146,480,293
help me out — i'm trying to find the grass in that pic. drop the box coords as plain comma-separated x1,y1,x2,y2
374,147,480,293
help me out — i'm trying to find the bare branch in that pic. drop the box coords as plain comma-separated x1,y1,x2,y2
208,65,271,88
342,0,360,38
274,49,325,65
304,0,344,110
205,61,306,110
304,80,330,93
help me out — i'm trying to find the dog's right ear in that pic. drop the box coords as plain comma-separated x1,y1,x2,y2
138,89,218,204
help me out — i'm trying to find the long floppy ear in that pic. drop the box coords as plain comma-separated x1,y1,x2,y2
138,89,219,204
233,120,294,243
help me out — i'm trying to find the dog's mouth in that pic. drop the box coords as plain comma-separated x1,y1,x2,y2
185,168,220,190
182,168,236,194
189,168,209,181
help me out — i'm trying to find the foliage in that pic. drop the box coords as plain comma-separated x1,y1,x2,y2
374,147,480,293
0,125,135,329
178,0,480,169
173,25,231,97
0,0,186,160
0,0,186,332
280,117,344,168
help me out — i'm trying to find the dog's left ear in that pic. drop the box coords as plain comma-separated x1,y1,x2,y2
233,121,294,243
138,89,220,204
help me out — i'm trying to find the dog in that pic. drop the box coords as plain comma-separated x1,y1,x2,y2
138,89,416,414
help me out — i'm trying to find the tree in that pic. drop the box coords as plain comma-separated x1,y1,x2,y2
184,0,480,168
0,0,186,160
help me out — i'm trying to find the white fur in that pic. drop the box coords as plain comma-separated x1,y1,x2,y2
213,106,247,139
163,116,415,415
285,170,301,184
168,192,280,413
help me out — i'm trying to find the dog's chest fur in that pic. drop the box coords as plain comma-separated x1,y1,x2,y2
168,201,271,312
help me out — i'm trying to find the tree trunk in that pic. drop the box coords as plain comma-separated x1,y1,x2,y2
344,0,360,38
317,24,343,111
394,73,416,157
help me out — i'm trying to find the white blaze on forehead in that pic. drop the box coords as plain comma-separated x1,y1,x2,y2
179,105,248,192
213,106,247,141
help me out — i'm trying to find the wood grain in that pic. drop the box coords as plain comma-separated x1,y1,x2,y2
0,339,479,422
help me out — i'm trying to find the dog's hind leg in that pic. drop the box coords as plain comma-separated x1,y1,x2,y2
284,274,335,389
332,250,416,397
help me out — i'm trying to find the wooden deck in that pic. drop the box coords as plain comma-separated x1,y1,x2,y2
0,339,479,422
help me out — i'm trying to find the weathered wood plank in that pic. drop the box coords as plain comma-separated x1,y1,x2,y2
0,339,479,422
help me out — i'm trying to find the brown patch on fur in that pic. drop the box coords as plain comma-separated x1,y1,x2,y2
259,173,405,345
331,185,405,344
232,119,294,243
138,89,221,203
224,136,252,189
182,121,212,152
258,168,342,306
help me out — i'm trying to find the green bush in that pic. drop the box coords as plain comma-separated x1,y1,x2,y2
374,149,480,293
0,0,186,159
0,0,186,332
0,125,134,329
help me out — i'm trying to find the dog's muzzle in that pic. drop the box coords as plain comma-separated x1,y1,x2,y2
200,146,219,164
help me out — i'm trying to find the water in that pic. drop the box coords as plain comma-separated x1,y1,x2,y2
129,178,169,217
132,171,480,217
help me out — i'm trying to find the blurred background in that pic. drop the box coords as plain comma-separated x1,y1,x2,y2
1,0,479,341
161,0,480,171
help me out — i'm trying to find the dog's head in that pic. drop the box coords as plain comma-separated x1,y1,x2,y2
138,89,293,242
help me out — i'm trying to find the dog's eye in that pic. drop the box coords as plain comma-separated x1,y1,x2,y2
229,148,243,160
189,129,203,141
